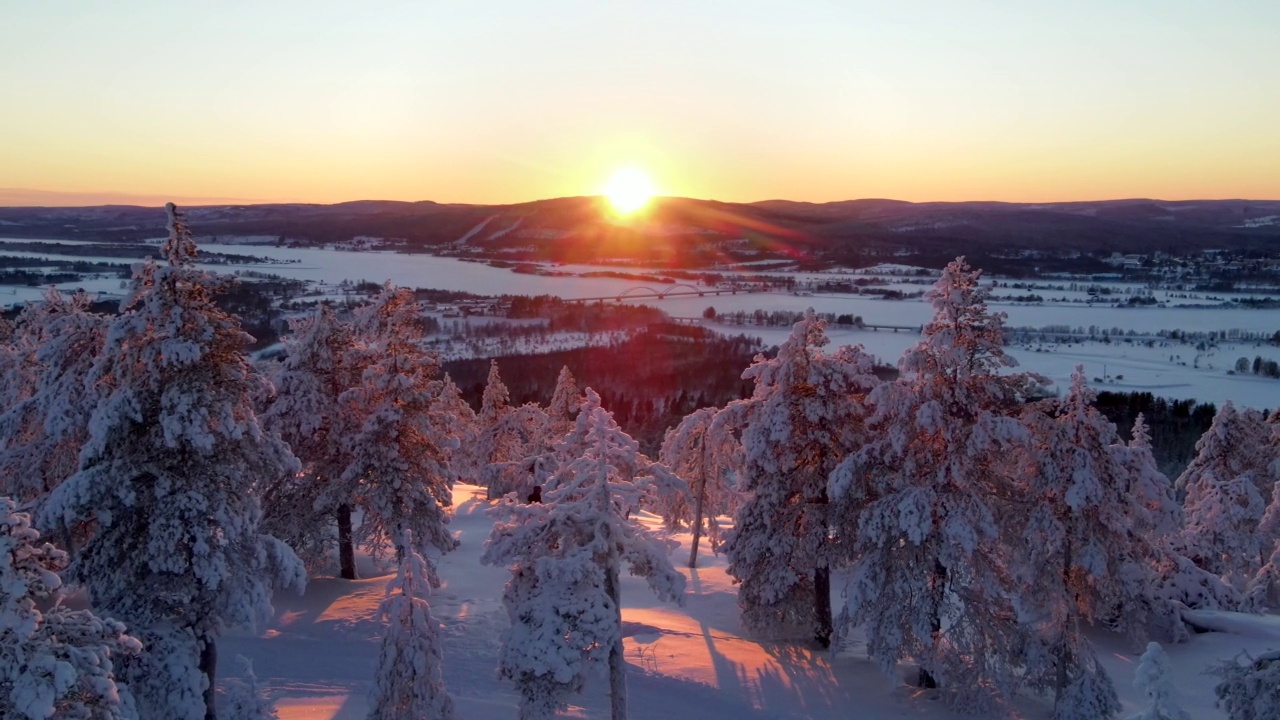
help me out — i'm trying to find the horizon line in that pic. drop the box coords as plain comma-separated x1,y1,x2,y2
3,187,1279,210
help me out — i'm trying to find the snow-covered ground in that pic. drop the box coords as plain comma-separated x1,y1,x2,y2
221,484,1276,720
8,240,1280,407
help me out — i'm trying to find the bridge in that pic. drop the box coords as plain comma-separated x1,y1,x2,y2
565,284,764,303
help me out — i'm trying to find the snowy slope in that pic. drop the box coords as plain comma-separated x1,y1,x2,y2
220,484,1278,720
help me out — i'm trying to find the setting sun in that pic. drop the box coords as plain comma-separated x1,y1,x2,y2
602,167,656,216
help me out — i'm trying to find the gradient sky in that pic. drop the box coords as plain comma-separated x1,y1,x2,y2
2,1,1278,205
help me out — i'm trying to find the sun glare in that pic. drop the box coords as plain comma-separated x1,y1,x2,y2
602,167,656,216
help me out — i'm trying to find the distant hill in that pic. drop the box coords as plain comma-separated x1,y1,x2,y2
2,196,1278,270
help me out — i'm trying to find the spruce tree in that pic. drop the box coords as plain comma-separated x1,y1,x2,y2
722,308,880,648
1178,402,1273,590
260,305,363,578
0,289,106,517
340,285,458,578
482,390,685,720
1017,368,1157,718
0,496,141,720
366,531,455,720
658,406,743,567
831,257,1042,711
40,204,305,720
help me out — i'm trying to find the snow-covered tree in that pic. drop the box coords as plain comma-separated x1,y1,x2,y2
1214,649,1280,720
40,204,305,720
0,496,141,720
830,257,1043,710
0,289,106,517
431,373,477,485
1123,413,1183,541
1053,649,1121,720
0,310,39,415
472,361,531,498
657,406,743,567
1243,490,1280,611
1015,368,1160,716
219,656,278,720
366,531,455,720
723,309,879,648
482,390,685,720
1129,642,1190,720
340,285,457,577
260,304,363,578
1178,402,1275,591
544,365,584,440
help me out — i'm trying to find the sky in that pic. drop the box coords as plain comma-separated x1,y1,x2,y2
1,1,1278,206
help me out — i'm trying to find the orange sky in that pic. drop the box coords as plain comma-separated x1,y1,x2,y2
2,2,1278,206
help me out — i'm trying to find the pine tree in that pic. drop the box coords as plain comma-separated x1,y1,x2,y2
261,304,363,578
0,308,40,415
482,390,685,720
40,204,305,720
366,531,455,720
0,496,141,720
340,285,457,578
657,406,743,567
431,373,477,486
219,656,278,720
473,361,534,499
1178,402,1273,591
1129,642,1190,720
1214,649,1280,720
831,257,1042,711
0,289,106,516
544,365,584,440
1243,488,1280,611
1016,368,1160,717
723,308,880,648
1123,413,1183,541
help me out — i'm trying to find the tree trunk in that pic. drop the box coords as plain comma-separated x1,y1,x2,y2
337,504,357,580
814,565,832,649
199,632,218,720
605,556,628,720
1055,537,1074,709
688,443,708,568
813,482,832,649
918,559,947,689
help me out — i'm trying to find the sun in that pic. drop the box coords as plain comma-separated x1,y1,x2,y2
602,167,656,216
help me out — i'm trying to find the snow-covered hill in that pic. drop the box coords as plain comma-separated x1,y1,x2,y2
220,484,1278,719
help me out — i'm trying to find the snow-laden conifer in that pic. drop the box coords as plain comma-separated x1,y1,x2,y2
219,656,278,720
1243,488,1280,611
723,308,879,648
544,365,584,439
340,285,457,579
1129,642,1190,720
1178,402,1274,591
0,308,40,414
431,372,477,485
658,406,743,567
482,390,685,720
1053,648,1121,720
1213,649,1280,720
1016,368,1160,715
0,289,106,515
260,304,363,577
0,496,141,720
830,257,1042,711
366,531,455,720
472,361,531,498
1123,414,1183,540
40,204,305,720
